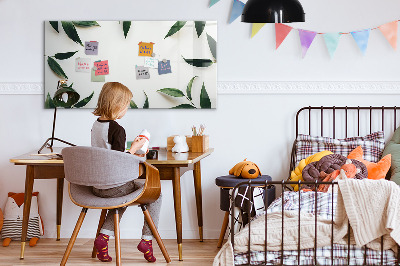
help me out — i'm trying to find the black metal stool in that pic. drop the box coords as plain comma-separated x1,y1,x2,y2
215,175,275,248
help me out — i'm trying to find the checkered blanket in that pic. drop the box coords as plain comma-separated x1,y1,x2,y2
234,191,397,265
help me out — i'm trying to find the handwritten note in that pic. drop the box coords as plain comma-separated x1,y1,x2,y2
144,57,158,68
85,41,99,55
138,42,154,57
91,69,105,82
158,60,172,75
135,66,150,79
75,58,91,73
94,60,109,76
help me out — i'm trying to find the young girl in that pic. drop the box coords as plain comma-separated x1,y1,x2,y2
91,82,162,263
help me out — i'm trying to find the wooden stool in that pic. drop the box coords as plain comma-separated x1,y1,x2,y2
215,175,275,248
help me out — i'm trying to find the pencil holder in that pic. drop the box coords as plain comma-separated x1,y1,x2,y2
191,135,209,153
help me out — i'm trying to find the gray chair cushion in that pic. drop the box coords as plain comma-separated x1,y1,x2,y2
69,180,145,208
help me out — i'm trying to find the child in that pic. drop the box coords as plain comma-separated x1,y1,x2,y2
91,82,162,263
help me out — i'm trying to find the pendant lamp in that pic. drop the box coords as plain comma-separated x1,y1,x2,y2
241,0,305,23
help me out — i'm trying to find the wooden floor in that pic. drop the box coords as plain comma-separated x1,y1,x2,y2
0,239,221,265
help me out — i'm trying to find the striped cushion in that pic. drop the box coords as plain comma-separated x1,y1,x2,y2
1,217,40,240
295,131,385,167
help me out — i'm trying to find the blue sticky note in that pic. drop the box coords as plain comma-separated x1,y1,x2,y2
158,60,172,75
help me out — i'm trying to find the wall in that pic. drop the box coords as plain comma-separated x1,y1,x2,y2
1,0,400,239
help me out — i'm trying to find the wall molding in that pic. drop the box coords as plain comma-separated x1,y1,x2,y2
1,81,400,95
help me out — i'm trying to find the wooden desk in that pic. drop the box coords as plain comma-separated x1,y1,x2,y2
10,147,213,261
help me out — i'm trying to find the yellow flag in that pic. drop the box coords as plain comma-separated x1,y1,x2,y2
251,23,266,38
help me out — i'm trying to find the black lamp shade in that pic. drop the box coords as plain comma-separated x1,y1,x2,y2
241,0,305,23
53,86,80,108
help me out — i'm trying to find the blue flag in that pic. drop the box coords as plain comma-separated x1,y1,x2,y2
323,33,341,58
351,29,370,55
229,0,245,23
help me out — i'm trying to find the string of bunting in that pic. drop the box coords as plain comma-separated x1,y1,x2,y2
209,0,399,58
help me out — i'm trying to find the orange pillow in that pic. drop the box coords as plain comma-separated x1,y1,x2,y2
347,146,391,180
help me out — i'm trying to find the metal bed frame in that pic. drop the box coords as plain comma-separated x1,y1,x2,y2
230,106,400,266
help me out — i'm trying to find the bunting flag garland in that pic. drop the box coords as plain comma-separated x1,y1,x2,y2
298,29,317,58
275,23,293,49
209,0,220,7
229,0,245,24
251,23,266,38
378,21,398,50
351,29,370,55
323,33,341,58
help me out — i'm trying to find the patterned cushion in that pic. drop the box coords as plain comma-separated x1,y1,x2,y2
295,131,385,166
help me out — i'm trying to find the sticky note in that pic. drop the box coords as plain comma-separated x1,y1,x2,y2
75,58,91,72
85,41,99,55
91,69,105,82
138,42,154,57
158,60,172,75
144,57,158,69
94,60,109,76
136,66,150,79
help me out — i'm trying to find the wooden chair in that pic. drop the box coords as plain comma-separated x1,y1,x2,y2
60,146,171,265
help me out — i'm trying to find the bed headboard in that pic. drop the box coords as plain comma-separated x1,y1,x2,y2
290,106,400,179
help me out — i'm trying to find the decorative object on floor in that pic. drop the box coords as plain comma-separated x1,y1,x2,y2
241,0,305,23
229,159,261,179
382,126,400,185
172,135,189,153
348,146,391,180
1,192,43,247
45,21,217,109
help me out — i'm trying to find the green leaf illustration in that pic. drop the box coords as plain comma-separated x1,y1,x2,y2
123,21,132,39
130,100,138,109
194,21,206,38
45,92,55,109
186,76,198,101
143,92,149,109
157,88,185,97
47,57,68,79
54,50,78,60
49,21,59,33
164,21,186,39
183,57,213,68
172,104,196,109
200,82,211,109
74,91,94,108
61,21,83,46
207,33,217,60
72,21,100,28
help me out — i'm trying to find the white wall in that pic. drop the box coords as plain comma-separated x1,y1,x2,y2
1,0,400,240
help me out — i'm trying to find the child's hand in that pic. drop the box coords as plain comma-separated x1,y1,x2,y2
129,137,147,154
134,149,149,157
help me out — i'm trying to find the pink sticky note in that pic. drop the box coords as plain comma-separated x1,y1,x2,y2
94,60,109,76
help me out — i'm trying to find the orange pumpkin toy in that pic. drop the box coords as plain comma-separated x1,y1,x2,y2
229,159,261,179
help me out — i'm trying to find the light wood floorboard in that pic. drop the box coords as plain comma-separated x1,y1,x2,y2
0,239,222,265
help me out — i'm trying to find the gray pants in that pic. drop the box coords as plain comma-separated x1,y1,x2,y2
92,180,162,240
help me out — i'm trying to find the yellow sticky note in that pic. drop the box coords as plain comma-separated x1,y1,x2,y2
138,42,155,57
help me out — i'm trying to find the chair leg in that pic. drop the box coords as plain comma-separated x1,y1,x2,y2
60,208,88,266
91,209,108,258
217,211,230,248
141,205,171,263
114,209,121,266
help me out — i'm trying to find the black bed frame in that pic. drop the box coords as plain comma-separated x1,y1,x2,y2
230,106,400,266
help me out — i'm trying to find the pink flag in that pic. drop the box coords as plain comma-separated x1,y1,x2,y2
378,21,398,50
298,29,317,58
275,23,293,49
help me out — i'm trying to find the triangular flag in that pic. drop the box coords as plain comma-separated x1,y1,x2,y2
323,33,341,58
209,0,220,7
351,29,370,55
298,29,317,58
229,0,245,24
275,23,293,49
251,23,266,38
378,21,397,50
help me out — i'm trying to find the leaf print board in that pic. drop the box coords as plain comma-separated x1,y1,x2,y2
45,21,217,108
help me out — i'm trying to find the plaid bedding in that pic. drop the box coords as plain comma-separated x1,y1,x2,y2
234,191,397,265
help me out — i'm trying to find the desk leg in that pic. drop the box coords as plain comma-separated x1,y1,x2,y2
56,178,64,241
20,165,34,259
193,161,203,242
172,167,183,261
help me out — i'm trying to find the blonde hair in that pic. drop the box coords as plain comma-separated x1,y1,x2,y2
93,82,133,120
